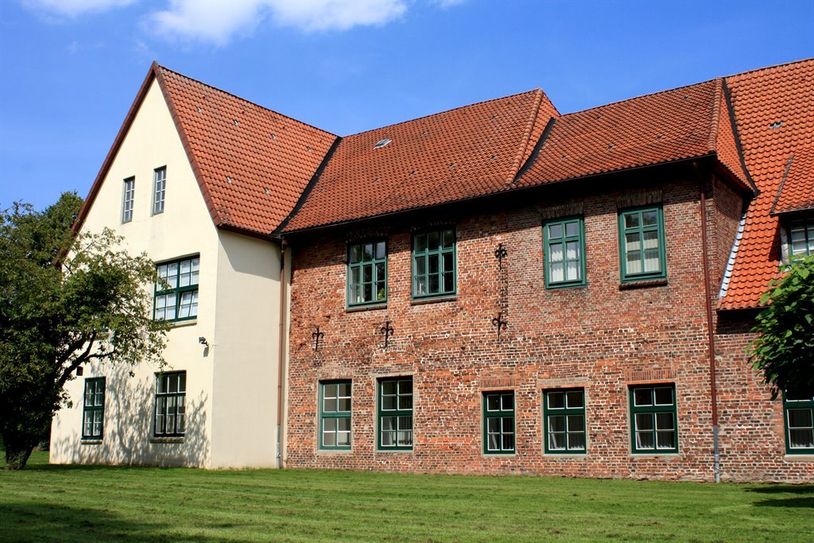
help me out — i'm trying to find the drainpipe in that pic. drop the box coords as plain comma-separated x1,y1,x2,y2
276,238,288,469
696,163,721,483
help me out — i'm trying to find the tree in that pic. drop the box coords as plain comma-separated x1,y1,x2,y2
0,193,168,469
751,255,814,399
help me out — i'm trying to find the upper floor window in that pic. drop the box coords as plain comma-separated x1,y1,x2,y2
82,377,106,440
152,167,166,215
788,220,814,259
412,228,456,298
154,371,186,437
154,256,199,322
122,177,135,223
629,384,677,454
619,207,666,282
544,217,586,288
347,241,386,306
784,391,814,454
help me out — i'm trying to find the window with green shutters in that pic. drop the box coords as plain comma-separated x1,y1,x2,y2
378,377,413,450
320,381,352,450
347,241,387,306
544,217,586,288
788,220,814,259
629,384,678,453
154,372,186,437
412,228,455,298
619,207,666,281
154,256,199,322
544,388,586,453
82,377,106,440
483,391,515,454
784,391,814,454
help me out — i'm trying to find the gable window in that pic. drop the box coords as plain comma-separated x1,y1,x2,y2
319,381,351,450
154,371,186,437
784,392,814,454
483,391,515,454
122,177,135,223
619,207,666,281
629,384,677,453
788,220,814,259
378,377,413,450
154,256,199,322
82,377,106,440
544,388,586,453
152,166,166,215
544,217,586,288
412,228,455,298
347,241,386,306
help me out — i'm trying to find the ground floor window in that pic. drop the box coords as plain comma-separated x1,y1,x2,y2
82,377,106,439
483,391,515,454
544,388,586,453
629,384,677,453
320,380,352,450
378,377,413,450
784,392,814,454
154,371,186,437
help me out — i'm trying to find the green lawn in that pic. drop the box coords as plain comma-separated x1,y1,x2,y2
0,452,812,542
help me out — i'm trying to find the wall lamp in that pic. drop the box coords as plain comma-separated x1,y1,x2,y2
198,336,209,347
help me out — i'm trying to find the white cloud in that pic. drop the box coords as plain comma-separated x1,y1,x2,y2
23,0,136,17
147,0,409,45
433,0,466,7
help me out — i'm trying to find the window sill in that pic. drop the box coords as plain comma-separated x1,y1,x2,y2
375,448,414,454
346,303,387,313
150,437,185,444
168,319,197,329
784,454,814,462
619,278,668,290
80,439,102,445
483,452,516,457
630,452,679,458
410,295,457,306
544,452,587,458
317,448,354,455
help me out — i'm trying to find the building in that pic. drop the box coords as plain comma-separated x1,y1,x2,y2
52,59,814,481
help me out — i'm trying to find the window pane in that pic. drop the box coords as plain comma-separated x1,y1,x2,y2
381,416,396,432
654,387,673,406
375,241,386,260
789,429,814,449
549,432,566,450
337,431,350,447
656,430,676,450
642,230,661,272
398,394,413,410
488,434,500,451
548,392,565,410
624,213,640,229
548,223,563,239
567,415,583,433
381,395,396,410
550,262,565,283
566,240,579,261
443,271,454,293
656,412,674,431
636,413,654,431
502,434,514,451
337,418,351,433
324,397,338,412
178,373,186,392
488,418,501,433
502,417,514,433
338,398,351,412
565,221,579,237
415,256,426,277
363,243,373,260
442,229,454,248
788,409,813,428
338,382,351,397
548,415,565,432
501,394,514,411
636,430,655,450
414,234,427,253
427,231,439,250
567,431,586,451
323,430,336,448
634,388,652,406
566,260,579,281
565,390,583,408
549,242,564,263
382,381,397,395
642,210,658,226
487,395,500,411
350,245,361,263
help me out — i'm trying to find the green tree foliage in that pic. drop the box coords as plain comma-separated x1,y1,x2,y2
752,255,814,399
0,193,168,469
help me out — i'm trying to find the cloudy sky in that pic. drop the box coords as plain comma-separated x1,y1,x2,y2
2,0,812,208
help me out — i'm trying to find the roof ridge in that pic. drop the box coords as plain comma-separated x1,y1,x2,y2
509,89,545,182
708,78,725,153
154,62,337,138
724,56,814,81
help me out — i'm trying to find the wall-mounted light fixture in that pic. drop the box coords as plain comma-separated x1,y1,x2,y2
198,336,209,347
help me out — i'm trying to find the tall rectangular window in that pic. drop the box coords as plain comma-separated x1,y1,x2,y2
788,221,814,259
82,377,106,440
619,207,666,281
784,392,814,454
122,177,135,223
544,389,586,453
412,228,455,298
319,381,352,450
347,241,386,306
378,377,413,450
154,256,199,321
544,217,586,288
152,166,166,215
629,384,677,453
154,372,186,437
483,391,515,454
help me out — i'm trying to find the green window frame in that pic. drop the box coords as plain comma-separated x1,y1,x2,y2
618,206,666,282
152,166,166,215
629,384,678,454
483,391,515,454
412,228,456,298
154,256,199,322
82,377,106,440
122,177,135,223
319,380,352,450
788,220,814,259
347,240,387,306
543,388,586,454
544,217,586,288
378,377,413,450
784,392,814,454
154,371,186,437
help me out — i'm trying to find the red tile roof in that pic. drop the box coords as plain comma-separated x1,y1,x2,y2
719,59,814,310
772,146,814,215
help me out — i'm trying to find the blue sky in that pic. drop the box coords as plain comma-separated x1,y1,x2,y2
1,0,812,209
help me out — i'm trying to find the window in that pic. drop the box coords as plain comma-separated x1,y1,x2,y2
544,389,586,453
82,377,106,440
154,372,186,437
619,207,666,281
347,241,387,306
378,377,413,450
122,177,135,223
320,381,352,450
784,391,814,454
152,166,166,215
483,391,515,454
412,228,455,298
788,220,814,259
629,384,677,453
544,217,586,288
154,256,199,321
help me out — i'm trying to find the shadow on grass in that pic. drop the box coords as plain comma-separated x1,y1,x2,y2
753,497,814,508
748,485,814,495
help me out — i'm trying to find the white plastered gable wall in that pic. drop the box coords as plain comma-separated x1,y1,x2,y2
49,78,284,468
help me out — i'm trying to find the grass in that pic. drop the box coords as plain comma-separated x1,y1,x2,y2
1,451,812,542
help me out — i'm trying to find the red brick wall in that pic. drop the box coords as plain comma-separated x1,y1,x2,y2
285,167,813,482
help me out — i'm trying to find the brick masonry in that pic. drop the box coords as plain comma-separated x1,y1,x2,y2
285,163,814,482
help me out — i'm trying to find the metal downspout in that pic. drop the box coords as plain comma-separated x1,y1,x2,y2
276,238,288,469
